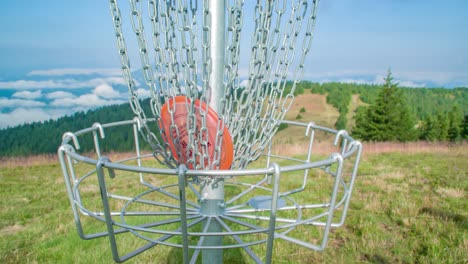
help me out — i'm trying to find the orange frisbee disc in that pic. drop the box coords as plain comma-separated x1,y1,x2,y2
160,96,233,170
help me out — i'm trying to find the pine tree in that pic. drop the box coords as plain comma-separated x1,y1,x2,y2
447,106,463,141
436,113,449,141
420,115,438,141
352,69,416,141
462,115,468,139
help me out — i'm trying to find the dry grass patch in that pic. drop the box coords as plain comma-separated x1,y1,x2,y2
436,187,465,198
382,170,406,180
363,141,467,155
346,94,365,130
280,93,340,139
286,94,331,120
0,224,25,235
271,141,468,157
0,154,56,168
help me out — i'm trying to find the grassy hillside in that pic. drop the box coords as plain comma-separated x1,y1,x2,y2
274,92,366,146
1,144,466,263
284,93,340,127
274,93,340,146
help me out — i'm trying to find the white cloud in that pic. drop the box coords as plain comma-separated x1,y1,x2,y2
135,88,151,98
0,80,59,89
304,69,466,88
238,68,434,87
46,91,76,100
372,74,426,88
0,97,46,108
94,83,122,99
51,94,122,107
392,71,458,86
371,74,385,85
0,108,69,129
0,108,49,128
0,77,131,89
303,69,380,80
239,79,249,87
0,84,125,126
303,69,430,87
12,90,42,99
335,78,369,85
397,80,426,88
28,68,122,77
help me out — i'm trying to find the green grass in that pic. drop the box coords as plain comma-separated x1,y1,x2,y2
1,148,467,263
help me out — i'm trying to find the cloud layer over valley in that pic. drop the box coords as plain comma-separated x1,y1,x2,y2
0,68,135,129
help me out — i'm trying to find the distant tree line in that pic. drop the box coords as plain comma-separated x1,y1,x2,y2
307,71,467,142
418,106,466,141
0,99,156,157
310,79,466,133
353,70,467,142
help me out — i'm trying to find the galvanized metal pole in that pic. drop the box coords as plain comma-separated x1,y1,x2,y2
201,0,226,263
208,1,226,111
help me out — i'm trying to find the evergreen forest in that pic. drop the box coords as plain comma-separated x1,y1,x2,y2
1,76,467,157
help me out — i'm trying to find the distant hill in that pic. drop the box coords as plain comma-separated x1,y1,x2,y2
0,83,466,157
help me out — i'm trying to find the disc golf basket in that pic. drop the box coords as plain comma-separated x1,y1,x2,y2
58,0,362,263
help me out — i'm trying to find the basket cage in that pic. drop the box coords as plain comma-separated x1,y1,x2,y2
58,118,362,263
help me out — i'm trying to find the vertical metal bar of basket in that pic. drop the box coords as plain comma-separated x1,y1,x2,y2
200,0,226,263
178,165,190,264
320,153,344,250
132,118,144,184
266,163,281,264
95,157,121,262
336,141,362,227
58,145,86,238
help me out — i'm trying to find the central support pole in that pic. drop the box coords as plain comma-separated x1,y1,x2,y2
201,0,226,263
200,179,225,264
208,0,226,111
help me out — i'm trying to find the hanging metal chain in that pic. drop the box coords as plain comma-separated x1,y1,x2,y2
109,0,319,170
226,0,319,168
109,0,175,167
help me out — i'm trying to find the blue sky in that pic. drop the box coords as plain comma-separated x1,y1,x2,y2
0,0,467,128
